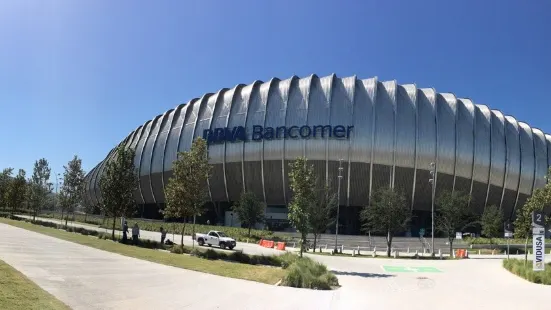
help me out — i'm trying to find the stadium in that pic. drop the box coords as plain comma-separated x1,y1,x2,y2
82,74,550,235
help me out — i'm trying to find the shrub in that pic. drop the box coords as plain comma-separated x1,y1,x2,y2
503,259,551,285
281,256,339,290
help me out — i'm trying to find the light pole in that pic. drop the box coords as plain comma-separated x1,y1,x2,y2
428,162,436,255
333,159,344,254
53,172,62,223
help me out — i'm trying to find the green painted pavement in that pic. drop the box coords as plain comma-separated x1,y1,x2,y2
382,265,442,273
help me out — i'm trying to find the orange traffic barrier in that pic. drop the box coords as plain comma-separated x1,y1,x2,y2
455,249,468,258
276,242,286,251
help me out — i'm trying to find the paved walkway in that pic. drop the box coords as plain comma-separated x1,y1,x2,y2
3,219,551,310
0,223,336,310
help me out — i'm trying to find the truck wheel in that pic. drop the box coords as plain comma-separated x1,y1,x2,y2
198,238,204,246
229,246,234,250
220,242,226,250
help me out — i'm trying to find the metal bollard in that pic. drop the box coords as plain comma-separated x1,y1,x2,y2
393,251,397,258
407,247,410,254
352,249,356,257
439,249,443,260
357,246,360,255
478,250,481,255
373,247,377,257
341,245,344,254
415,250,419,256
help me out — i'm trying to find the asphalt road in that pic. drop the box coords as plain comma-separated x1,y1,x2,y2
20,215,284,256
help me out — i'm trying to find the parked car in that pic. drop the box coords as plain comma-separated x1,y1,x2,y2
194,230,236,250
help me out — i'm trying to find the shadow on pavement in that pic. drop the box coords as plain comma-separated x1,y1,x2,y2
331,270,395,278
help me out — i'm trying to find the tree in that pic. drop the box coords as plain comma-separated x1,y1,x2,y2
233,191,265,237
164,138,212,247
60,156,85,227
288,157,316,257
360,187,411,257
435,190,476,255
5,169,27,216
0,168,14,211
26,159,52,221
99,146,139,240
480,205,503,239
309,183,337,252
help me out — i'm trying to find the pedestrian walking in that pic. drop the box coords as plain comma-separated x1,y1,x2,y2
122,221,129,244
160,227,167,245
132,223,140,245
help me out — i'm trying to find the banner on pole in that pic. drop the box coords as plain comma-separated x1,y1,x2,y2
533,233,545,272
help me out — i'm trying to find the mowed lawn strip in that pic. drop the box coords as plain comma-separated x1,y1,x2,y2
0,218,285,285
0,259,70,310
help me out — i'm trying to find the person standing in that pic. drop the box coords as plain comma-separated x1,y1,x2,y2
132,223,140,245
122,221,129,244
160,227,167,245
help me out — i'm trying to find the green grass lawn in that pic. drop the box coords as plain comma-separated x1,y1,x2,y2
0,259,69,310
503,258,551,285
0,217,286,285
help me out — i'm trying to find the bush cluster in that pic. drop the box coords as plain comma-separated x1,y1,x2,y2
503,259,551,285
282,256,339,290
466,237,551,245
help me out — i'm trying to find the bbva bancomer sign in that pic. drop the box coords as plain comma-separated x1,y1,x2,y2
202,125,355,144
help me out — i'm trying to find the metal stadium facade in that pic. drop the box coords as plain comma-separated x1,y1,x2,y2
83,74,551,234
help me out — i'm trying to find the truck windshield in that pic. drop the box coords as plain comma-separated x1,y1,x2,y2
217,232,227,237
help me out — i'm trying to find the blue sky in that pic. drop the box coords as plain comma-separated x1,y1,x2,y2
1,0,550,183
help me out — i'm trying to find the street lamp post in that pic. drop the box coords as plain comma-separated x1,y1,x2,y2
429,162,436,255
333,159,344,254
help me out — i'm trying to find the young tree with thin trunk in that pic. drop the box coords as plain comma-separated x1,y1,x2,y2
27,158,52,221
288,157,316,258
60,156,85,228
435,190,476,255
5,169,26,216
309,183,337,253
360,187,411,257
164,138,212,248
233,191,265,237
0,168,14,212
99,146,139,240
480,205,503,239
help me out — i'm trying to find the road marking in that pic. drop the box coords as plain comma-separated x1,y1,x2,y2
382,265,442,273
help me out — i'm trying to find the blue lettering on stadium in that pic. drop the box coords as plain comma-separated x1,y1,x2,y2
203,125,354,145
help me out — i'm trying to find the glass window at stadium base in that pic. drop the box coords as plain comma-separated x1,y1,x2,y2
83,74,551,236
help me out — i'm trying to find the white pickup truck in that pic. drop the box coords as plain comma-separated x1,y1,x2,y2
194,230,237,250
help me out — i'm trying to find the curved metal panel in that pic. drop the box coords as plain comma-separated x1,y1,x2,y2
435,93,456,200
454,99,475,195
149,109,175,203
328,76,354,206
284,76,312,201
210,86,240,202
87,164,99,206
394,84,416,207
263,77,290,205
136,116,159,203
472,105,492,209
204,90,227,202
412,88,436,211
225,84,249,201
371,81,396,191
486,110,506,210
141,115,163,203
532,128,547,191
162,104,187,182
348,77,375,207
305,75,328,188
135,119,154,204
517,122,535,197
178,99,202,153
242,81,265,202
502,116,521,216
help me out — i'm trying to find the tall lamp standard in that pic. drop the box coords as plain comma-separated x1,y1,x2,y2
333,159,344,254
53,172,63,224
428,162,436,255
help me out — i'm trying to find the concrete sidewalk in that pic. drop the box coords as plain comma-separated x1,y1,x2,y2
0,223,337,310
